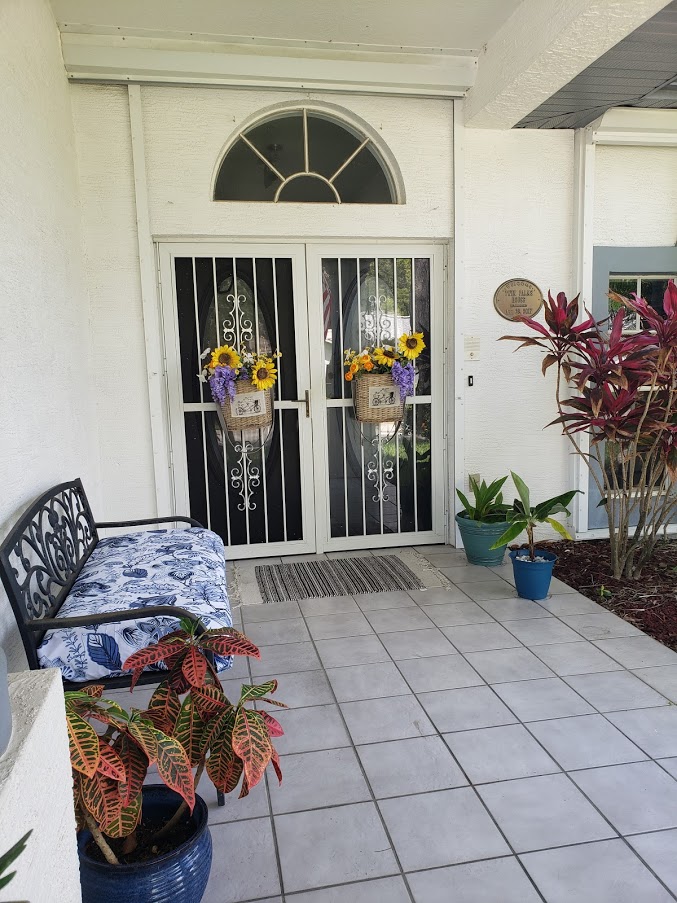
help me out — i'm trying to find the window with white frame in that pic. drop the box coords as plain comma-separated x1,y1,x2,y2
609,274,677,333
214,108,397,204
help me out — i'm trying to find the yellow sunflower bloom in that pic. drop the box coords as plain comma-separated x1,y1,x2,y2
210,344,242,370
373,346,398,368
251,359,277,390
398,332,425,360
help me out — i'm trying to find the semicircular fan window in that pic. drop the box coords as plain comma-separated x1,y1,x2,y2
214,109,397,204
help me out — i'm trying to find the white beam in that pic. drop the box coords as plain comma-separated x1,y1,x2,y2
592,107,677,146
464,0,672,129
61,32,477,97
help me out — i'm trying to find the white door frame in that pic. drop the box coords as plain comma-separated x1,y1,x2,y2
158,241,317,559
305,242,447,552
157,239,448,557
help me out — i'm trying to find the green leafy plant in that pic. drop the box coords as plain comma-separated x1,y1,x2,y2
0,830,31,893
456,475,511,523
490,472,580,560
67,620,285,867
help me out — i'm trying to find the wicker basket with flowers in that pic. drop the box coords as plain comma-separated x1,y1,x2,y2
344,332,425,423
200,344,281,431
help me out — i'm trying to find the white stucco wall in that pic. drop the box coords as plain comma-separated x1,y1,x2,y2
462,128,574,518
70,84,454,521
0,670,81,903
71,85,157,519
594,144,677,246
0,0,97,670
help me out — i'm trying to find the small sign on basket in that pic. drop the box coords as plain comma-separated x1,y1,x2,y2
230,391,266,418
368,385,399,409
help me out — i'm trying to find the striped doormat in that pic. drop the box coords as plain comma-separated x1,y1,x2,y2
255,555,424,604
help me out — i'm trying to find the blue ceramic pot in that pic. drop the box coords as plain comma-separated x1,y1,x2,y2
510,549,557,600
78,786,212,903
455,514,510,566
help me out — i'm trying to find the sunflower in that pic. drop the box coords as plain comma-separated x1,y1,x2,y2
251,359,277,390
373,345,398,368
210,344,242,370
398,332,425,360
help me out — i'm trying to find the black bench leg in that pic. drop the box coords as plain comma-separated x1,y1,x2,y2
217,790,225,807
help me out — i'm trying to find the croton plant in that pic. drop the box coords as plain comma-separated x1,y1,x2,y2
67,620,285,865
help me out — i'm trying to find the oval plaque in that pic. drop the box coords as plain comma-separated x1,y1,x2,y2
493,278,544,321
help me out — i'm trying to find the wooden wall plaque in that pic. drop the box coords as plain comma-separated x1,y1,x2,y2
493,279,544,321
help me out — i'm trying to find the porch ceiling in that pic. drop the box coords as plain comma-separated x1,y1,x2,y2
48,0,521,51
517,0,677,129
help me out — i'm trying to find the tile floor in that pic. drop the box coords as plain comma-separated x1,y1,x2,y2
114,545,677,902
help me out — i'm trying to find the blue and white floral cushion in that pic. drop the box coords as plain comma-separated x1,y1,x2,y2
37,528,233,683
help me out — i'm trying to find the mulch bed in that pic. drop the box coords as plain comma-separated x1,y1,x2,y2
536,538,677,652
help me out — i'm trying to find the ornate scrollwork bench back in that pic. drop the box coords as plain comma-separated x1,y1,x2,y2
0,479,205,681
0,480,98,669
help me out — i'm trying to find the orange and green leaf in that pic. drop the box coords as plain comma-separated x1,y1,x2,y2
103,792,142,839
232,707,273,792
192,684,229,721
200,629,261,660
144,682,181,734
154,731,195,811
67,709,100,778
181,645,208,688
96,741,126,782
174,696,205,767
114,735,149,808
239,680,277,703
79,771,122,831
206,711,243,794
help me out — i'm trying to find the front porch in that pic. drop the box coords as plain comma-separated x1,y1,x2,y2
106,547,677,902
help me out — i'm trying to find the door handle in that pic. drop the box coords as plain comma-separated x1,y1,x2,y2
297,389,310,418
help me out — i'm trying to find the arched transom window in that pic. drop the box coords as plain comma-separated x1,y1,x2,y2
214,108,398,204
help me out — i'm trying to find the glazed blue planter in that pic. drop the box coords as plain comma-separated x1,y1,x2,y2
78,786,212,903
455,514,510,566
510,549,557,601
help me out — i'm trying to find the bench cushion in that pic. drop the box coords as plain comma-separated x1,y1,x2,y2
37,527,233,682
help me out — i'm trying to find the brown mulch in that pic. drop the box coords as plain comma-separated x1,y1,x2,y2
536,538,677,652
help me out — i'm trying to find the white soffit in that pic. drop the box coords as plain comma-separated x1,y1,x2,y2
50,0,521,49
60,32,478,96
591,107,677,145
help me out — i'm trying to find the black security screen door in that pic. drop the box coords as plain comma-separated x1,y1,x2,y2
172,253,307,551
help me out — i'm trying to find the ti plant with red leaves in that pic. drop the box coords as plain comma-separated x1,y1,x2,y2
121,619,285,838
66,684,195,866
502,282,677,578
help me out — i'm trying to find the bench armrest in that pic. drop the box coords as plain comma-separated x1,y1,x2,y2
95,516,204,529
25,606,206,633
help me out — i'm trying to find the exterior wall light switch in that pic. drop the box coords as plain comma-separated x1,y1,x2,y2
468,375,474,386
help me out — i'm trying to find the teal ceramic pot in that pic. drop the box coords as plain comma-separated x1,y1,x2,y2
455,513,510,566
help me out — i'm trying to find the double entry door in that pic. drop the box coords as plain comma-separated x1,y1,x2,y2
159,242,445,558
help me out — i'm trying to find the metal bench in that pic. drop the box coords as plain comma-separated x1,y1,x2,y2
0,479,209,690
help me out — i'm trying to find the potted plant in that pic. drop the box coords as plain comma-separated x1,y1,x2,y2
200,344,281,431
70,621,285,903
344,332,425,423
491,472,579,600
455,475,511,566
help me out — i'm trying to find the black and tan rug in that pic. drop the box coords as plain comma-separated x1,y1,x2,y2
255,554,425,604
